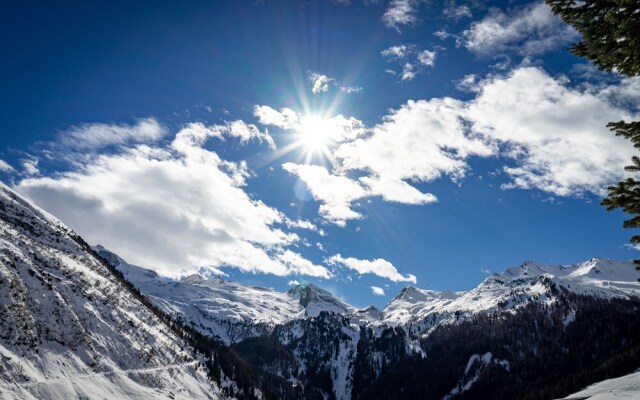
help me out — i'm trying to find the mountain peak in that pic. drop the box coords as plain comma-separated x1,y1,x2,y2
0,183,216,399
182,273,206,285
287,283,353,317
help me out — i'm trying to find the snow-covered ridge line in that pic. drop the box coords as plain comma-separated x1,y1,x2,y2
95,242,639,342
381,257,639,332
0,182,223,399
94,245,356,344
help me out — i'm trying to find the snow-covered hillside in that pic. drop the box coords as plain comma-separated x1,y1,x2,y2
94,246,354,344
382,258,640,333
95,241,640,343
561,370,640,399
0,183,223,399
93,246,640,400
98,245,639,340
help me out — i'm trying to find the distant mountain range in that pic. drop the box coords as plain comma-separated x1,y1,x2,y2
1,181,639,399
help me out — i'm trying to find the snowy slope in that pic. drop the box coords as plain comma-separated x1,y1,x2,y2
0,183,223,399
562,370,640,399
96,244,640,342
94,246,354,344
382,258,640,331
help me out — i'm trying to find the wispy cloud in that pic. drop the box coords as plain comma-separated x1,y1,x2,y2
454,74,479,92
21,157,40,176
58,118,167,151
277,250,331,279
382,44,437,81
254,105,299,129
443,1,472,21
459,2,578,57
340,85,363,94
417,50,436,67
307,71,362,95
370,286,386,296
327,254,417,283
381,45,412,60
282,163,368,227
309,72,335,94
0,159,14,173
382,0,423,31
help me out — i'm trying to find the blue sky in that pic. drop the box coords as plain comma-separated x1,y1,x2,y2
1,0,639,308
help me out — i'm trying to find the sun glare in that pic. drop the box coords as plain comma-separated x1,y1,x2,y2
298,115,332,152
261,111,340,168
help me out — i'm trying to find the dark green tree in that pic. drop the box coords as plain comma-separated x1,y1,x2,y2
546,0,640,274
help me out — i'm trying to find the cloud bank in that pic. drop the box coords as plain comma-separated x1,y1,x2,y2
16,121,328,279
262,67,638,226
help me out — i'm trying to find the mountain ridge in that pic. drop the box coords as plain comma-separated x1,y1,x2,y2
0,183,224,399
95,244,640,337
3,179,639,400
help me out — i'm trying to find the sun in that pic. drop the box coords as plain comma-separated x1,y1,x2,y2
262,113,339,168
297,115,333,153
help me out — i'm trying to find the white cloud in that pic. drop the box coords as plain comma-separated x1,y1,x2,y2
175,120,275,151
383,0,423,31
417,50,436,67
288,279,301,286
382,44,437,81
15,122,329,279
309,72,335,94
254,105,299,129
443,1,472,20
277,250,331,279
455,74,479,92
281,67,638,226
370,286,386,296
327,254,417,283
21,157,40,176
335,97,493,203
460,2,578,57
434,29,456,40
340,85,363,94
0,159,14,173
59,118,167,150
282,163,368,226
285,218,320,233
307,72,363,95
401,63,417,81
381,45,412,60
225,120,276,149
464,67,638,196
254,107,366,145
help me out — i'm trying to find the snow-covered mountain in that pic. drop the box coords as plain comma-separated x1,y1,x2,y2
4,177,639,400
382,258,640,333
0,183,227,399
97,245,639,339
94,246,354,344
94,244,640,400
